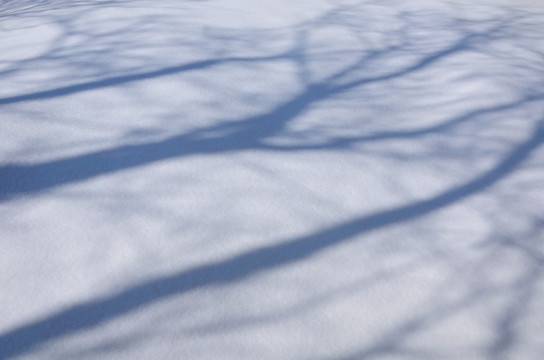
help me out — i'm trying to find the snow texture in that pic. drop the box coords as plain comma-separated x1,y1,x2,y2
1,0,544,359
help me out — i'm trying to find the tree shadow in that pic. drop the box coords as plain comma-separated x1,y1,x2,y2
0,11,535,201
0,118,542,359
321,219,544,360
1,1,544,359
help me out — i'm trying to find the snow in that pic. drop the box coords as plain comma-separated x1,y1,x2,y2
1,0,544,359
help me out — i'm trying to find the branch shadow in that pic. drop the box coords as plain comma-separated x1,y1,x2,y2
322,221,544,360
0,119,542,360
2,2,544,359
0,22,529,202
1,0,523,202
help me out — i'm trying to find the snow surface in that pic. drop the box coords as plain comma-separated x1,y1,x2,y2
1,0,544,359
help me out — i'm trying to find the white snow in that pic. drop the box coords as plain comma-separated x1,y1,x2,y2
1,0,544,359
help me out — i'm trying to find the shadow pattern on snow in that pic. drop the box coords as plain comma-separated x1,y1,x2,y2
0,119,543,359
0,15,536,201
2,0,534,202
1,2,544,360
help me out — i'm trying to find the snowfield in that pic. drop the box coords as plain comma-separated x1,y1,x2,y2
1,0,544,359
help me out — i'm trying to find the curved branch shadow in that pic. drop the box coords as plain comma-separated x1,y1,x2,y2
0,3,521,203
0,120,542,360
0,19,517,202
2,3,543,359
0,55,285,106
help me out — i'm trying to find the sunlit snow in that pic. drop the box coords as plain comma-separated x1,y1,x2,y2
1,0,544,359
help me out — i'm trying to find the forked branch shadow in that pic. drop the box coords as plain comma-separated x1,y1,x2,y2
1,120,542,360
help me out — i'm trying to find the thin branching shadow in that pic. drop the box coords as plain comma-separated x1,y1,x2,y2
1,13,536,201
0,119,542,359
1,1,544,359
